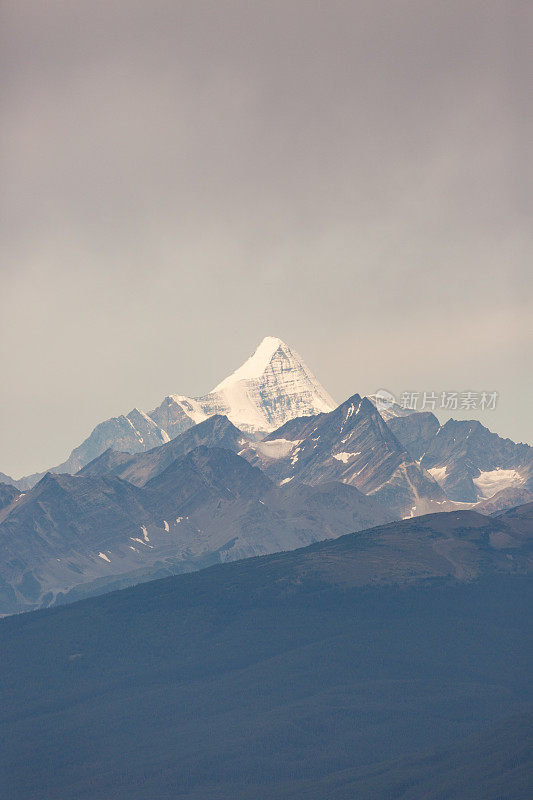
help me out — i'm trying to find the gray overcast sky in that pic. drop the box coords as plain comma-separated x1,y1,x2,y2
1,0,531,477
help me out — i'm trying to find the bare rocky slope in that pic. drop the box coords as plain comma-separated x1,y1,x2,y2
0,444,395,615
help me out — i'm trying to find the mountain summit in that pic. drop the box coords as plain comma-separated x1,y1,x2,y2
198,336,336,433
150,336,335,440
8,337,336,485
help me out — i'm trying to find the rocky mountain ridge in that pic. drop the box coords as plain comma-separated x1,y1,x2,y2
2,335,531,518
3,337,336,488
387,412,533,506
0,443,395,615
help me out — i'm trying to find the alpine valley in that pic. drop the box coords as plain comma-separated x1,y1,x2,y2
0,336,532,616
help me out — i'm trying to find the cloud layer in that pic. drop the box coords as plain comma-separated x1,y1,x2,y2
1,1,531,475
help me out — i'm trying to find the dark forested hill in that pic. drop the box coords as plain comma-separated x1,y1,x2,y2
0,506,531,799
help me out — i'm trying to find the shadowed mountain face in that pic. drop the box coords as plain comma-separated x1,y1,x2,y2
2,336,530,520
0,445,396,615
0,506,531,799
80,399,446,518
386,411,441,460
0,472,158,614
0,472,23,490
2,402,530,616
249,395,445,516
0,482,20,511
477,485,533,514
78,397,533,520
79,414,250,486
388,413,533,504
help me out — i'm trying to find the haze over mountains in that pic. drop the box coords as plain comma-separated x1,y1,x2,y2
3,337,336,488
3,335,531,501
1,335,531,799
1,335,532,615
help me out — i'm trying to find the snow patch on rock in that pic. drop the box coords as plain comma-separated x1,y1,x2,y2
428,466,448,484
333,451,361,464
473,468,524,499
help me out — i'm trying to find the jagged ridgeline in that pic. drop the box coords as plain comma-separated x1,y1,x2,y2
1,337,532,615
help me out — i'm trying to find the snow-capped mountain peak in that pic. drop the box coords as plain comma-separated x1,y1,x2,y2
212,336,287,391
202,336,336,433
6,336,337,485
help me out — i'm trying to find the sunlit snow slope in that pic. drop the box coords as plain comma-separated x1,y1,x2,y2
197,336,336,433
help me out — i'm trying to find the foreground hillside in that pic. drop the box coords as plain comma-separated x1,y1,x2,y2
261,713,532,800
1,506,531,799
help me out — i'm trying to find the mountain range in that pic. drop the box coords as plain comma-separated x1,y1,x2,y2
1,334,531,797
2,337,336,488
1,335,532,615
0,440,394,615
80,396,447,516
2,336,531,508
387,411,533,506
